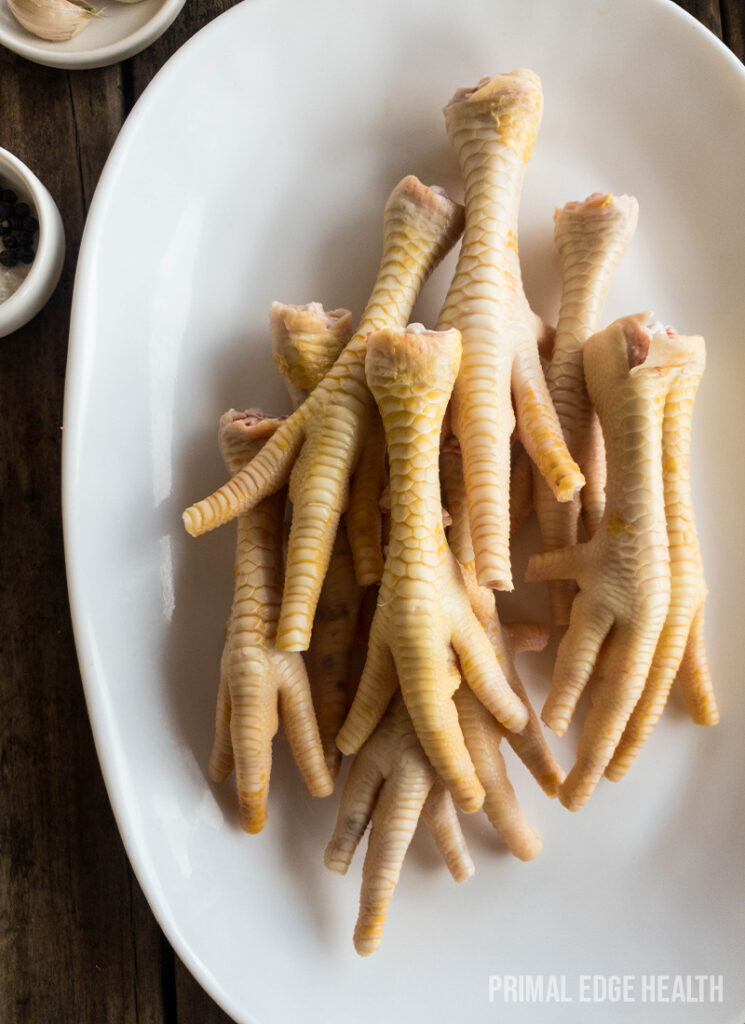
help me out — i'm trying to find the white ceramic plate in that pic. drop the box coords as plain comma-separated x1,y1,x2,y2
0,0,185,69
64,1,745,1022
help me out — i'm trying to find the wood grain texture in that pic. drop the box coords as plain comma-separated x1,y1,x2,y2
174,956,233,1024
675,0,723,35
0,53,166,1024
0,3,738,1024
722,0,745,58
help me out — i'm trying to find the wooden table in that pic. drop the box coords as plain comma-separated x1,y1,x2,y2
0,2,740,1021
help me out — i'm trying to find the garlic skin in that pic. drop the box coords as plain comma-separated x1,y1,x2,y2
7,0,98,41
113,0,146,4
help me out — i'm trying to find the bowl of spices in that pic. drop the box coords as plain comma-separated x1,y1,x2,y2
0,147,65,338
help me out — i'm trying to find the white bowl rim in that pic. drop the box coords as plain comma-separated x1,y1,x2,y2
0,0,187,70
0,146,65,337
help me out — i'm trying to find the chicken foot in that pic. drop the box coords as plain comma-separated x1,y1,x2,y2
607,331,718,779
526,315,689,810
183,176,465,653
325,694,473,956
337,325,528,814
533,192,638,623
269,301,366,777
437,69,584,590
208,410,333,833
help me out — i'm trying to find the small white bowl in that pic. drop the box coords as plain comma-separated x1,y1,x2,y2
0,147,65,339
0,0,187,70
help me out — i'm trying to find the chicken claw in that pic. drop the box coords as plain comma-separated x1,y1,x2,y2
337,325,528,814
325,694,473,956
440,441,564,798
454,686,542,861
526,315,691,810
607,332,718,779
208,409,333,833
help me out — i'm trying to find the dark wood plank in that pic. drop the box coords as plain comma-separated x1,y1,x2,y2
0,54,166,1024
674,0,723,36
721,0,745,59
174,958,234,1024
68,70,129,198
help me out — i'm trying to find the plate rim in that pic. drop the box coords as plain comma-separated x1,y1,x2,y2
62,1,745,1021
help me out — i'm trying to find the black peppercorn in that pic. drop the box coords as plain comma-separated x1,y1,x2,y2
0,180,38,275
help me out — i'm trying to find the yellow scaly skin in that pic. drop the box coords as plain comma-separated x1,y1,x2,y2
326,488,550,954
533,192,638,624
509,439,534,536
208,410,285,788
208,410,333,833
269,301,352,407
325,694,473,957
437,70,584,591
453,686,541,861
345,410,387,586
183,177,465,652
440,443,565,798
270,301,365,778
607,335,718,779
526,315,691,811
305,528,362,777
337,326,528,814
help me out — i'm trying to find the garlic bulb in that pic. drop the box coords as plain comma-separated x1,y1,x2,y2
7,0,99,41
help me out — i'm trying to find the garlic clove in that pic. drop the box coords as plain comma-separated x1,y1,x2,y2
113,0,146,3
7,0,99,42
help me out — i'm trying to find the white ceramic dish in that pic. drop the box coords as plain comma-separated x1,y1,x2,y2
0,0,186,69
63,1,745,1022
0,147,64,338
